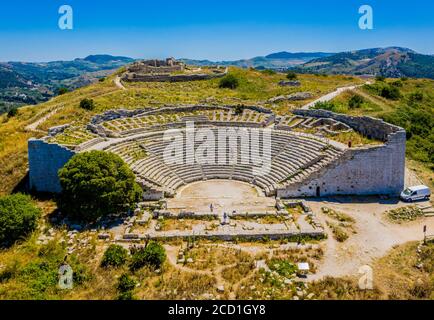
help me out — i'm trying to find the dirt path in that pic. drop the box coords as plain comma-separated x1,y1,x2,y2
114,76,126,90
306,197,434,281
25,107,60,132
302,85,360,110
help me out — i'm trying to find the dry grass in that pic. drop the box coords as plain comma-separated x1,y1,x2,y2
373,241,434,300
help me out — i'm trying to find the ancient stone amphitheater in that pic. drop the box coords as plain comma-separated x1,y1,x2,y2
28,105,406,201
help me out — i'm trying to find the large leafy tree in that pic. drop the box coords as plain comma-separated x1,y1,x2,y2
58,151,142,222
0,194,41,247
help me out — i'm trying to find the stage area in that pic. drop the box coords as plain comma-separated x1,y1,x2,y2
166,180,277,215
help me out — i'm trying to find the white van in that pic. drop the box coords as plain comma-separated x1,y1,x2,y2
400,185,431,202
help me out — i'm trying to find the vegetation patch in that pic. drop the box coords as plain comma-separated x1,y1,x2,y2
101,245,129,268
0,194,41,248
386,206,425,222
130,241,166,271
58,151,142,222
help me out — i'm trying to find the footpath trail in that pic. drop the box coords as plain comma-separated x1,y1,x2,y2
114,76,126,90
302,85,359,110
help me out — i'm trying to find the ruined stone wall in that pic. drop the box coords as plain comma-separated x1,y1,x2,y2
122,71,226,83
28,138,76,193
277,110,406,197
293,109,402,142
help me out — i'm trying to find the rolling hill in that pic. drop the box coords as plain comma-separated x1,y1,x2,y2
293,47,434,79
180,52,333,69
0,55,133,113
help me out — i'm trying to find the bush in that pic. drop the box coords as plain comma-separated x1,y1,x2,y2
375,75,386,82
117,273,137,292
57,87,69,95
58,151,142,222
261,69,276,75
7,107,18,118
267,259,297,277
313,101,336,111
286,71,297,80
101,245,129,268
0,194,41,247
233,104,245,115
380,85,401,100
348,94,365,109
408,91,424,103
130,241,166,271
219,74,239,89
79,98,95,111
116,273,136,300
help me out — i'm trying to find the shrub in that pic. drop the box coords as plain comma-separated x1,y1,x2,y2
116,273,136,300
375,75,386,82
408,91,424,103
348,94,365,109
58,151,142,222
261,69,276,75
117,273,137,292
380,85,401,100
219,74,239,89
101,245,129,268
130,241,166,271
7,107,18,118
57,87,69,95
0,194,41,247
233,104,245,115
79,98,95,111
286,71,297,80
267,259,297,278
313,101,336,111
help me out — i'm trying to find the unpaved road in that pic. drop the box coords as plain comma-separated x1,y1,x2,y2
306,197,434,281
302,83,369,110
114,76,126,90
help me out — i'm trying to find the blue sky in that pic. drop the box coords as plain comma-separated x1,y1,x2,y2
0,0,433,61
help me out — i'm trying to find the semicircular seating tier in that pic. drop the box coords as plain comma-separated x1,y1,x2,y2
97,108,273,137
102,127,343,197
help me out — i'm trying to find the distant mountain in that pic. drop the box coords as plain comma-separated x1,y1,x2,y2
0,55,134,113
292,47,434,79
265,52,332,59
180,52,334,70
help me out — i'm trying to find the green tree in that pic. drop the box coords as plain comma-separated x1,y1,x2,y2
58,151,142,222
0,194,41,247
286,71,298,80
79,98,95,111
130,241,166,271
57,87,69,95
219,74,239,89
101,245,129,268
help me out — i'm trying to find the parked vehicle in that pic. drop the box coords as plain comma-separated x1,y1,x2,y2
400,185,431,202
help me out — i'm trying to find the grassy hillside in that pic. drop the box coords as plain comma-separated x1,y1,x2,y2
295,47,434,79
0,55,133,113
